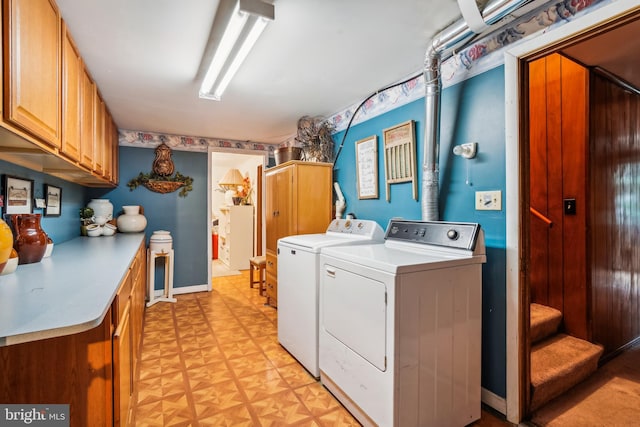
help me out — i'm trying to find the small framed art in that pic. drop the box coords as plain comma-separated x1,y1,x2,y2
44,184,62,217
355,135,379,199
3,175,34,214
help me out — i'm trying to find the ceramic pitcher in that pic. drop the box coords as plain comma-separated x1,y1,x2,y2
11,214,47,264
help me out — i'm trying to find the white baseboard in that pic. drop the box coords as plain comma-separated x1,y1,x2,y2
152,284,209,297
482,387,506,415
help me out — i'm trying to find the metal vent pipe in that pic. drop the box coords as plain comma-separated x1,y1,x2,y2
422,0,531,220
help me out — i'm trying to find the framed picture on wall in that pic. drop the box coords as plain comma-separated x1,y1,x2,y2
3,175,34,214
44,184,62,217
382,120,417,202
355,135,379,199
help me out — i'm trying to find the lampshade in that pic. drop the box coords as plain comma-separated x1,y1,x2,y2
219,168,245,190
199,0,275,101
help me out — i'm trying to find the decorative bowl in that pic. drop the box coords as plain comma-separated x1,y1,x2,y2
86,225,102,237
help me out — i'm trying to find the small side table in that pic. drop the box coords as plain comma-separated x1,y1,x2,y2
147,249,177,307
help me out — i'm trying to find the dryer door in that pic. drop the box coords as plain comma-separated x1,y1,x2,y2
322,264,387,371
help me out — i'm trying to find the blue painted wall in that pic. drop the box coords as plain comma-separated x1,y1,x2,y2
0,159,87,244
89,146,209,289
333,66,507,397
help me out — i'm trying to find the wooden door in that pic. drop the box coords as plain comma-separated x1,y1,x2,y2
62,22,82,161
113,303,132,427
5,0,61,147
80,67,95,169
93,90,105,175
265,165,293,252
590,71,640,355
528,53,589,340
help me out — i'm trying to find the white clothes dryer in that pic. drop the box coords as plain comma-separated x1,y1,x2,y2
319,220,486,427
277,218,384,378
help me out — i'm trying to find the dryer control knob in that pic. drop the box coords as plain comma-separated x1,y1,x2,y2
447,229,459,240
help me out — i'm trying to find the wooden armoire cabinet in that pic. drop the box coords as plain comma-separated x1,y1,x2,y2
265,161,333,307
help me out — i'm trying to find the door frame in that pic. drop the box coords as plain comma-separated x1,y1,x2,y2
207,147,267,291
504,0,640,422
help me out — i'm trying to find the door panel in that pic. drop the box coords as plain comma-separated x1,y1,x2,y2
322,264,387,371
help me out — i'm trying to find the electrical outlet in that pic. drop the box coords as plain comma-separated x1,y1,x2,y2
475,190,502,211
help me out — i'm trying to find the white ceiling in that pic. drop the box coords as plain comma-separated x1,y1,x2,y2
55,0,463,144
55,1,639,146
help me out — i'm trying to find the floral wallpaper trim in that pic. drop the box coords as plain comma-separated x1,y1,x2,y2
328,0,608,133
118,129,280,156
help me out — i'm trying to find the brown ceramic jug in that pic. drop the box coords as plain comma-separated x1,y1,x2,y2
11,214,47,265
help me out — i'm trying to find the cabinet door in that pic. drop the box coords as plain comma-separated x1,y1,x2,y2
80,67,94,169
266,166,293,251
61,22,81,161
296,164,333,234
5,0,61,147
93,90,105,175
103,108,118,182
113,303,132,427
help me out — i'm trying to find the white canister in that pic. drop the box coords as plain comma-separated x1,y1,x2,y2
87,199,114,220
116,205,147,233
150,230,172,253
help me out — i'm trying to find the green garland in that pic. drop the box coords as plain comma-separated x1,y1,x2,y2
127,171,194,197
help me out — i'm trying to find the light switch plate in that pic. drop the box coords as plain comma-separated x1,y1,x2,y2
475,190,502,210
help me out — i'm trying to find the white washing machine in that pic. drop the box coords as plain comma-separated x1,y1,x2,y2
278,218,384,378
319,220,486,427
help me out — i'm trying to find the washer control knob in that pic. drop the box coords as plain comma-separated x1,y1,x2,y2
447,229,459,240
344,220,352,229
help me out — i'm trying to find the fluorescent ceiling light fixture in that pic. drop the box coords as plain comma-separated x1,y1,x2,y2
199,0,274,101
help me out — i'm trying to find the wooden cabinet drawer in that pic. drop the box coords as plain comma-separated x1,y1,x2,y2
266,251,277,275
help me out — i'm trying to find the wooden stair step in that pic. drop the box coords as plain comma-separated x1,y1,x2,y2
530,333,604,411
530,303,562,343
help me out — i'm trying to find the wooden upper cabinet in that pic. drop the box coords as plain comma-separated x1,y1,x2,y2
61,21,81,162
80,67,95,170
4,0,61,148
93,90,105,175
103,109,113,181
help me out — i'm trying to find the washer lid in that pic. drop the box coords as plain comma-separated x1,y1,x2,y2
279,233,377,252
321,243,486,274
277,219,385,251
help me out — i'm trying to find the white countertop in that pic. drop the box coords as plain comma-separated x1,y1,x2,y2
0,233,145,347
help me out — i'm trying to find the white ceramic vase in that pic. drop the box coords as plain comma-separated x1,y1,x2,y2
117,205,147,233
87,199,114,221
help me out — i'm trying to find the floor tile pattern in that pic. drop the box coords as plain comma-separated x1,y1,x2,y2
132,271,360,426
132,270,508,426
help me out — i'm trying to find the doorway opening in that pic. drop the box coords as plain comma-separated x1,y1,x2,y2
504,1,640,423
207,149,266,288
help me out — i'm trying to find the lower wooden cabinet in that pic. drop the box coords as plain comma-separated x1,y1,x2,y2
113,240,146,427
114,302,132,427
0,240,147,427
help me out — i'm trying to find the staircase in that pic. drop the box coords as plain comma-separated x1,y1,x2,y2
530,303,604,411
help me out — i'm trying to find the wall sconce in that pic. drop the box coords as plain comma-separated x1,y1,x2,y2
453,142,478,159
199,0,275,101
219,168,245,205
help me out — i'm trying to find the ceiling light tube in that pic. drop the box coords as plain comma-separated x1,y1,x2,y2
211,17,269,100
199,2,248,99
199,0,274,101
